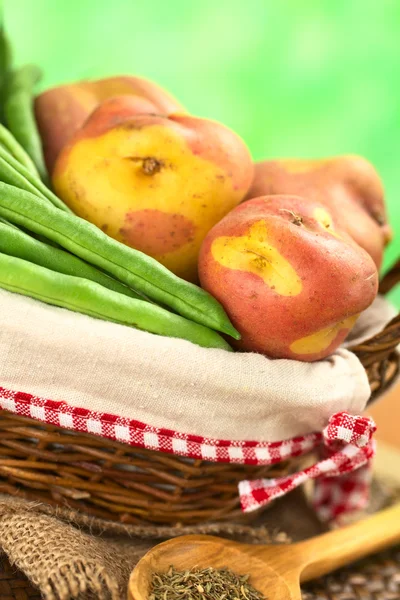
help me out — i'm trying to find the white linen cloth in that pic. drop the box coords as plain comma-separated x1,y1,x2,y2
0,289,396,442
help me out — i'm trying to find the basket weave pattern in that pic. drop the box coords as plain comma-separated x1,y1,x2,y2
0,412,296,525
0,261,399,526
0,554,41,599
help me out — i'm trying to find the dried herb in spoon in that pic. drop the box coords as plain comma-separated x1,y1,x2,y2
149,565,266,599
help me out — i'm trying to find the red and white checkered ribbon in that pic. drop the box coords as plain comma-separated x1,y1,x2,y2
0,388,376,522
239,412,377,522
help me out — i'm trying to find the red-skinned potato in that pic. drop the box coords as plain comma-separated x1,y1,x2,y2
35,75,185,173
52,96,254,283
246,156,390,270
198,195,378,361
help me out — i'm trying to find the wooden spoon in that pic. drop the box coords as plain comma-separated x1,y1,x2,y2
129,503,400,599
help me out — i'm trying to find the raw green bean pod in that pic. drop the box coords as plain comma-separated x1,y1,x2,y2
5,64,48,181
0,183,240,338
0,24,12,124
0,214,17,228
0,151,46,197
0,122,40,176
0,212,57,246
0,252,232,351
0,142,71,212
0,220,142,299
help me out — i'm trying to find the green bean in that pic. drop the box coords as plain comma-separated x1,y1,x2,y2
0,24,12,124
0,212,58,246
7,64,42,89
0,214,16,226
0,220,142,299
0,151,46,197
0,142,71,212
0,122,40,176
0,183,240,338
0,252,232,351
5,65,48,182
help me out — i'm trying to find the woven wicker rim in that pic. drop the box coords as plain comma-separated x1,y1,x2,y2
350,259,400,398
0,259,398,525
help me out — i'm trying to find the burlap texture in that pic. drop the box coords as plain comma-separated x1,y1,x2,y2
0,490,324,600
0,478,395,599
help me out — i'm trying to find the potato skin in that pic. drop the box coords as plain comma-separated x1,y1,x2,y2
198,195,378,361
245,156,390,270
35,75,185,173
52,99,254,282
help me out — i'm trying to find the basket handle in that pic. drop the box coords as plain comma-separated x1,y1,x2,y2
348,257,400,397
350,312,400,367
349,256,400,364
379,259,400,295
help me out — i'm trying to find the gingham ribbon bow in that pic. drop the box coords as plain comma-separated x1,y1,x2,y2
238,412,377,522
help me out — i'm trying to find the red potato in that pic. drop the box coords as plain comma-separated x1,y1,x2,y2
52,96,254,282
199,195,379,361
35,75,185,173
246,156,391,270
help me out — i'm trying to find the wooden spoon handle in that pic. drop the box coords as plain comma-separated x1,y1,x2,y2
298,503,400,582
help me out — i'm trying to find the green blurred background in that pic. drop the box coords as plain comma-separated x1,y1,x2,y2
5,0,399,305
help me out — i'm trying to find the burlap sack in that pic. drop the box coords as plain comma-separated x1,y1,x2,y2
0,490,322,600
0,289,396,444
0,478,394,600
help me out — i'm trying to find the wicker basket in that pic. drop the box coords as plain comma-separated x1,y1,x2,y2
0,554,41,600
0,261,399,526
